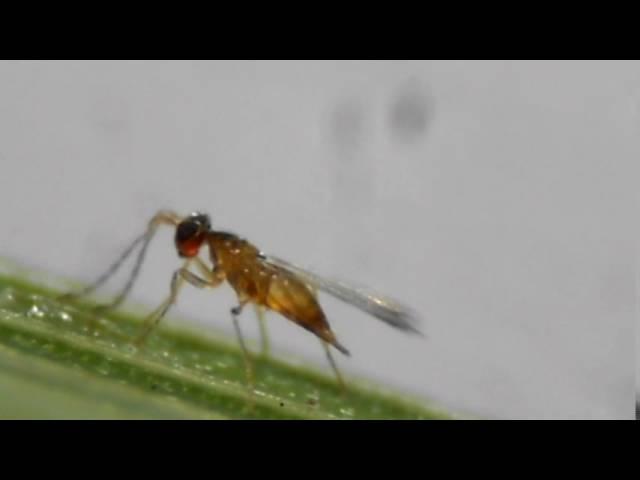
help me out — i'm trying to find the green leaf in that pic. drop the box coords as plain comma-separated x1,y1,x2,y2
0,259,454,419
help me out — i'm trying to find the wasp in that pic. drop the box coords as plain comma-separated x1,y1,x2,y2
60,210,422,396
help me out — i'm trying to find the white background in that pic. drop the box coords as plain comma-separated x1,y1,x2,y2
0,60,637,419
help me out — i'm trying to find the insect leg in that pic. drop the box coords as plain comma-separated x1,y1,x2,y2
253,304,270,357
134,258,222,347
193,257,225,285
321,340,347,393
231,302,256,404
306,282,348,391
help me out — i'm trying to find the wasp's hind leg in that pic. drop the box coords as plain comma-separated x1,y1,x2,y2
231,301,257,410
305,283,348,393
321,340,348,394
253,305,270,357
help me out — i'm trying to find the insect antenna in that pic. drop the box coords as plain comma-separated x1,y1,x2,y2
91,229,156,311
58,229,152,311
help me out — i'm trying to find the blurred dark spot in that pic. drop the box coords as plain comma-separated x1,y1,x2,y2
280,402,284,407
329,98,366,155
389,83,432,144
306,398,317,406
151,383,158,391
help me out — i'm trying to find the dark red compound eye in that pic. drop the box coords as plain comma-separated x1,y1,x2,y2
178,237,203,257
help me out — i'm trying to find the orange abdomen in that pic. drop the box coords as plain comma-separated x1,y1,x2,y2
265,273,327,332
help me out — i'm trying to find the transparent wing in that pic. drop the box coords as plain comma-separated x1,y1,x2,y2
262,254,423,336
